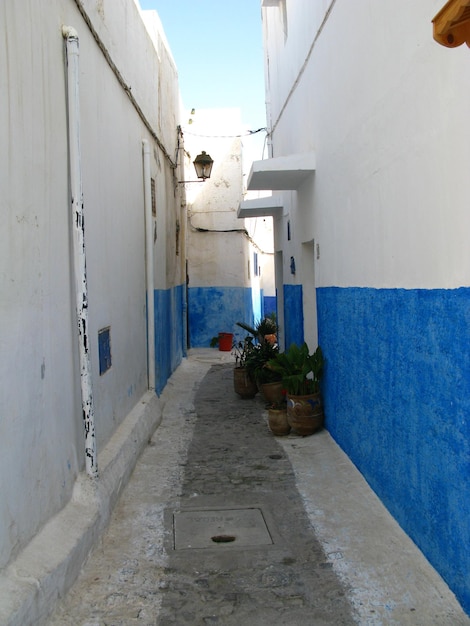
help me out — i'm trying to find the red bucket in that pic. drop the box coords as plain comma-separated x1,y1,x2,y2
218,332,233,351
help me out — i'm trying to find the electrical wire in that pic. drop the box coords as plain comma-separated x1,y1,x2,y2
72,0,176,169
188,216,273,256
181,127,268,139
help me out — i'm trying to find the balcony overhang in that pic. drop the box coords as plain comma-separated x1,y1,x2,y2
247,152,316,191
433,0,470,47
237,195,284,218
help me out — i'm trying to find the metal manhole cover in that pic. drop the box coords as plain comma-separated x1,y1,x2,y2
173,507,273,550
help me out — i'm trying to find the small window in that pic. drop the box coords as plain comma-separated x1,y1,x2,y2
98,327,112,375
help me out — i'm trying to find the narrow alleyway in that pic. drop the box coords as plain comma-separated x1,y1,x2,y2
48,351,470,625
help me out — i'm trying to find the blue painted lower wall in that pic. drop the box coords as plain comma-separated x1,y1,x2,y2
263,295,277,319
317,286,470,613
188,286,254,348
154,284,185,395
283,284,304,350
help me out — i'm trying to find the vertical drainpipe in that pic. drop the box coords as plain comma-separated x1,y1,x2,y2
63,26,98,478
142,140,155,391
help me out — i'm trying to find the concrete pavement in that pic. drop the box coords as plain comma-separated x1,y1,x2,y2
46,349,470,625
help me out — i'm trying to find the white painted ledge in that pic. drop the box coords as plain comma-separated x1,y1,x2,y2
0,390,162,626
237,195,284,218
247,151,316,190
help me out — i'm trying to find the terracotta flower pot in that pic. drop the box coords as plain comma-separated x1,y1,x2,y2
233,368,258,399
260,381,284,404
286,392,323,436
268,408,290,436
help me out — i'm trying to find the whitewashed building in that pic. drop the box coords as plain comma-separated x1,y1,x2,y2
0,2,273,621
0,1,187,621
184,108,275,347
247,0,470,614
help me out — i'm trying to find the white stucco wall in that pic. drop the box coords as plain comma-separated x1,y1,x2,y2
248,215,275,297
262,0,470,291
242,130,276,300
0,0,181,569
185,109,250,288
260,3,470,611
184,108,275,303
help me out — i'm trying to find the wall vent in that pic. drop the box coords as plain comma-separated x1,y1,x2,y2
98,326,112,375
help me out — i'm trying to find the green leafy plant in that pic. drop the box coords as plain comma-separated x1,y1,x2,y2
236,312,278,345
267,343,324,396
244,340,281,384
231,335,255,369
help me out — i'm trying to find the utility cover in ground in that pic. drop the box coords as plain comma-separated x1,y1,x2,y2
173,507,273,550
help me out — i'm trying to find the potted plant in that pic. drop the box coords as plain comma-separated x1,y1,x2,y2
232,335,258,398
244,340,283,400
267,343,324,436
267,399,290,436
236,312,278,345
237,314,282,402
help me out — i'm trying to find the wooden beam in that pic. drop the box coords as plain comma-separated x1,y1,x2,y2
433,0,470,47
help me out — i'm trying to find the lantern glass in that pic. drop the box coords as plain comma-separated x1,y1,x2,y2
193,151,214,180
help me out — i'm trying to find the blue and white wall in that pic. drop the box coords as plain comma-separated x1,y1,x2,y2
184,109,261,347
0,0,184,571
259,0,470,613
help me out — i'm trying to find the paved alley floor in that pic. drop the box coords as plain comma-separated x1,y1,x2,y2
48,350,470,625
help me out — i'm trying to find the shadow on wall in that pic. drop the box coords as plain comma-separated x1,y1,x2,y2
154,285,185,394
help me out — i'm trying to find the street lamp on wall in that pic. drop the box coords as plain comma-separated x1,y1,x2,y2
193,151,214,180
179,150,214,183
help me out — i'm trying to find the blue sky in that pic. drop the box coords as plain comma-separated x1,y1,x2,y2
139,0,266,130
